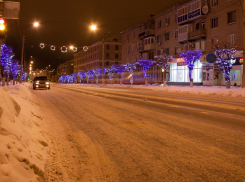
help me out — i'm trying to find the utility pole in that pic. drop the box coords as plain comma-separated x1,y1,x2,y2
20,35,24,83
243,0,245,88
102,39,105,85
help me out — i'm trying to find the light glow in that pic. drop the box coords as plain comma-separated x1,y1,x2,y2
34,22,39,27
91,25,96,31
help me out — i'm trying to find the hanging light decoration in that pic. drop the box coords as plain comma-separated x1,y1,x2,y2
83,46,88,51
73,47,78,52
40,43,45,49
60,46,67,53
50,45,56,51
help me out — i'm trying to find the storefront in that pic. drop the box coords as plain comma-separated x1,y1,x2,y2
202,57,243,86
168,58,202,85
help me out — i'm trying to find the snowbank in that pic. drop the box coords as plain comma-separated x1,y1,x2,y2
63,83,245,97
0,84,50,182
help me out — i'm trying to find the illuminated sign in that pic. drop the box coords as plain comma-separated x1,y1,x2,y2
240,58,243,64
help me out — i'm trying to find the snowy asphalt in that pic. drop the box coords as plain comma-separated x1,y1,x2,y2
31,84,245,182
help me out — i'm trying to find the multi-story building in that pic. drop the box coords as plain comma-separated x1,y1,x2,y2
56,59,74,81
74,39,122,83
121,0,243,86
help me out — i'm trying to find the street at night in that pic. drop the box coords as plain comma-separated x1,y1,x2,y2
31,84,245,181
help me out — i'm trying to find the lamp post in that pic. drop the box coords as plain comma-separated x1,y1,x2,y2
20,22,39,83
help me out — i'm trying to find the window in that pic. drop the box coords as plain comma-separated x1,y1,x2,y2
157,35,161,43
201,40,205,51
115,54,118,59
133,32,135,38
231,70,240,81
137,42,141,48
106,61,109,66
175,13,178,23
228,34,236,46
166,17,170,25
106,45,110,50
132,56,136,62
157,20,161,28
174,30,178,39
115,62,119,65
165,48,169,55
127,45,130,53
211,17,218,28
201,21,205,29
211,0,218,7
228,11,236,24
127,34,130,41
184,44,188,51
106,53,109,58
211,38,218,47
175,46,179,55
165,32,169,41
132,44,135,51
196,23,200,30
115,45,119,50
157,50,161,55
149,52,154,60
195,41,200,49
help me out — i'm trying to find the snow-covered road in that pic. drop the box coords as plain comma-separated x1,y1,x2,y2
32,84,245,182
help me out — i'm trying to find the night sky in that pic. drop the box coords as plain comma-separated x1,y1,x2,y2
5,0,181,71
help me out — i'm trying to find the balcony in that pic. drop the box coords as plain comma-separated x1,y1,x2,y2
138,24,155,39
189,29,206,40
144,44,155,51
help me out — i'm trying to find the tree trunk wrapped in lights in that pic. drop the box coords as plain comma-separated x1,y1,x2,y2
1,44,15,78
105,66,115,84
85,72,90,84
72,74,77,83
180,50,202,87
88,70,95,85
125,63,137,86
214,45,237,89
112,64,126,85
78,72,86,84
137,60,153,86
93,68,102,84
154,54,172,86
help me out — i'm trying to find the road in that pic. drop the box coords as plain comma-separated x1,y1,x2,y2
31,84,245,182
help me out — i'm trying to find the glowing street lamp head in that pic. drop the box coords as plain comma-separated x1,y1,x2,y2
70,46,74,50
31,61,33,64
34,22,39,27
91,25,96,31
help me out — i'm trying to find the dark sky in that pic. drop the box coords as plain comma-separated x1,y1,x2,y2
5,0,181,70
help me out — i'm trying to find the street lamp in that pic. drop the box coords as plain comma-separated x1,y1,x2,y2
91,25,96,31
20,22,39,83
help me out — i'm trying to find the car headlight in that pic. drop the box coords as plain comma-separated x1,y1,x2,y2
36,82,39,84
46,82,50,84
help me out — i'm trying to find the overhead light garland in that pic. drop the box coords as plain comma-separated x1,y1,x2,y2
39,43,85,53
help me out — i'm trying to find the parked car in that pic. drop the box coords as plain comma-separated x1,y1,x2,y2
33,76,50,90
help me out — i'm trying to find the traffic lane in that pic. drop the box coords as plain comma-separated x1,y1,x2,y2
53,85,245,119
35,86,245,181
53,84,245,106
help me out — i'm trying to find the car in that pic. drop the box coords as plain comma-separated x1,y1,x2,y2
33,76,50,90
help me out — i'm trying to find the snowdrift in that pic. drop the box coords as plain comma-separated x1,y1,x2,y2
0,84,49,182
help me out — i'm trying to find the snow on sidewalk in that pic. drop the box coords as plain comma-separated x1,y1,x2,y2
65,83,245,97
0,84,50,182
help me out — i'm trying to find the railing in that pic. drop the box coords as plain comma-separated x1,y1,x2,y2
189,29,206,40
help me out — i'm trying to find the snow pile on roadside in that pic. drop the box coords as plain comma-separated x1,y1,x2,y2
66,83,245,97
0,84,49,182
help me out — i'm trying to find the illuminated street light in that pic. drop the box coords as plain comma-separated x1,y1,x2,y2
70,46,74,50
31,61,33,64
91,25,96,31
34,22,39,27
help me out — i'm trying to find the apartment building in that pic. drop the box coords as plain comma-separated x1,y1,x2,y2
74,40,122,74
56,59,74,81
121,0,243,86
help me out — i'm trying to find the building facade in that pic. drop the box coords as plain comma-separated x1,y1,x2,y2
121,0,243,86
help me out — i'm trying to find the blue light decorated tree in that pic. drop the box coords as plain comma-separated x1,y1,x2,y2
85,72,90,84
1,44,15,78
125,63,137,86
105,66,115,84
137,60,153,86
66,75,73,83
214,45,237,89
60,76,65,83
72,73,77,83
93,68,102,84
180,50,202,87
154,54,172,86
88,70,95,85
78,72,86,84
11,62,19,79
112,64,126,85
